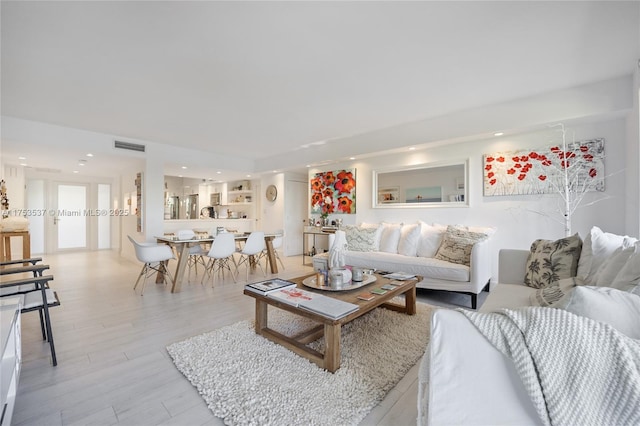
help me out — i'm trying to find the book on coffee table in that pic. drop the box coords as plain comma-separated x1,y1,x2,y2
245,278,297,295
268,287,317,306
269,288,359,319
382,272,416,280
298,296,359,320
356,292,375,301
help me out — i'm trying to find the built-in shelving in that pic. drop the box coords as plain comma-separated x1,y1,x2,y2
227,190,253,204
227,180,253,204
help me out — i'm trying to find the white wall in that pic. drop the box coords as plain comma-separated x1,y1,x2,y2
120,171,140,262
626,60,640,236
259,172,309,256
260,173,285,234
309,117,630,279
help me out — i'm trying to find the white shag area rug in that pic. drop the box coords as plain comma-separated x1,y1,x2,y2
167,302,434,426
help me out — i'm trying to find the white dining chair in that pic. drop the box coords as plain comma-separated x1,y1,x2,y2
201,232,238,285
235,231,266,280
177,229,207,282
128,235,175,296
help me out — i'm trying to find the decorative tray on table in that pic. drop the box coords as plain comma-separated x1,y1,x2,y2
302,274,377,292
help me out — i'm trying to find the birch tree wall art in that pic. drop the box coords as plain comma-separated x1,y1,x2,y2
483,124,605,236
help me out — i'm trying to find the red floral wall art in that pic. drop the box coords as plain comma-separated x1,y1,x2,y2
483,139,604,197
310,169,356,214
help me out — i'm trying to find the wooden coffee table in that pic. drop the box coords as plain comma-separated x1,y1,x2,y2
243,272,418,373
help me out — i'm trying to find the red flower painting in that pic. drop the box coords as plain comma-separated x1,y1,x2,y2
483,138,604,196
311,169,356,215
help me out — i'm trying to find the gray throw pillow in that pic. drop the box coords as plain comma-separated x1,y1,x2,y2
343,225,381,252
524,234,582,289
434,226,488,267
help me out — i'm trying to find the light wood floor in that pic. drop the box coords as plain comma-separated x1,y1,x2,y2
10,250,478,426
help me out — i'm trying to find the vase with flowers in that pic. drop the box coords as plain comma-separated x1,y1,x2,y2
312,194,334,226
0,179,9,218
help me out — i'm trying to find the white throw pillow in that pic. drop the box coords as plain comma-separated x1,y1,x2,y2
592,246,636,287
416,221,446,258
398,223,420,257
378,223,402,253
611,243,640,293
555,286,640,339
577,226,635,284
360,222,380,229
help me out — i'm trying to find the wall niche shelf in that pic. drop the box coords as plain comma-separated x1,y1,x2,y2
227,189,253,204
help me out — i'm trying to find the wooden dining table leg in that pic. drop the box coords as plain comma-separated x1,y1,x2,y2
22,233,30,262
0,235,6,263
2,235,10,262
171,243,190,293
264,236,278,274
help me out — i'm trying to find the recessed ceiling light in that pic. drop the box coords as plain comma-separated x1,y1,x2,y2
181,166,187,169
494,132,504,136
86,153,94,157
19,163,27,167
18,156,26,160
78,162,85,166
246,175,251,178
216,171,222,174
349,157,356,160
408,147,416,151
306,165,311,168
273,170,278,173
178,175,183,178
73,170,79,174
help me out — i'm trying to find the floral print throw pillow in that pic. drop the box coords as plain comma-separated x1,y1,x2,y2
524,234,582,289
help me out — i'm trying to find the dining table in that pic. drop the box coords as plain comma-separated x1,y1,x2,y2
155,232,280,293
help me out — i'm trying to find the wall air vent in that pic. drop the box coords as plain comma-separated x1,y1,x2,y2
34,167,62,173
114,140,146,152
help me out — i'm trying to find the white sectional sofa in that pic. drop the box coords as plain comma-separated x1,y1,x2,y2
313,221,494,309
419,226,640,425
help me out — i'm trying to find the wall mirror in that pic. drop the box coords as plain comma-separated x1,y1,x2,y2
372,160,468,208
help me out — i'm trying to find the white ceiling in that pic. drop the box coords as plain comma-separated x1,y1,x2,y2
1,1,639,179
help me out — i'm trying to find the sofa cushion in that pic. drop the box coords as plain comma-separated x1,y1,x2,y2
523,234,582,289
342,251,470,282
434,225,488,267
378,223,402,253
555,286,640,339
481,283,535,312
577,226,637,284
343,225,381,252
417,222,446,258
529,277,583,307
398,223,420,257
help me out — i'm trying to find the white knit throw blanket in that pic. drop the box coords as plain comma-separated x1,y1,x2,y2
460,307,640,426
